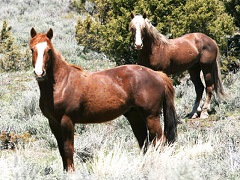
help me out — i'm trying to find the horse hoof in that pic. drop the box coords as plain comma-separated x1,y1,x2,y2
200,111,209,119
190,112,199,119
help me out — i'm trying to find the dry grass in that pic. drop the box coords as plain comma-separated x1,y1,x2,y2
0,115,239,179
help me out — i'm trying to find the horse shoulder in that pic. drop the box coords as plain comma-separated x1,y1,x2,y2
54,67,88,109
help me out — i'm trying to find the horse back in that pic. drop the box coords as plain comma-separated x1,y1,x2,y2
110,65,166,109
159,33,218,74
173,33,217,54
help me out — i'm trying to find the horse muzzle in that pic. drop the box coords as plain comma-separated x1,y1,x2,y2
134,43,143,50
34,70,46,81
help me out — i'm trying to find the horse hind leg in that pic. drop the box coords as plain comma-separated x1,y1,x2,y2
124,109,149,153
188,66,204,118
200,66,214,119
146,115,166,148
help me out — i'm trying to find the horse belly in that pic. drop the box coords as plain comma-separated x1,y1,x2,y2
166,59,197,74
78,105,128,123
76,92,129,123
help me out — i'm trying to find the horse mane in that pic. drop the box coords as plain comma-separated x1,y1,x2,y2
70,64,84,71
144,18,170,45
53,50,84,71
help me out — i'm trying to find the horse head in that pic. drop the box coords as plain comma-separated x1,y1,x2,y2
129,13,147,50
30,28,53,81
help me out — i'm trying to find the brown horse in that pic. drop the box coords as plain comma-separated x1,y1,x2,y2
129,13,225,119
29,28,177,171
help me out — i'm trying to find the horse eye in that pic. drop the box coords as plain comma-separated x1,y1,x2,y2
142,27,147,34
31,49,34,53
131,29,136,35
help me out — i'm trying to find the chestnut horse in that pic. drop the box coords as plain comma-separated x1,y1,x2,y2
30,28,177,171
129,13,225,119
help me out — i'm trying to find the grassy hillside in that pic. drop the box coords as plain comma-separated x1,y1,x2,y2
0,0,239,179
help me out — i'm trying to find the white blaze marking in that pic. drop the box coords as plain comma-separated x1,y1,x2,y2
135,27,142,47
35,42,47,76
133,16,144,48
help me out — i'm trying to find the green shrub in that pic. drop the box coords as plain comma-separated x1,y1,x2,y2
74,0,235,66
221,34,240,75
0,20,31,72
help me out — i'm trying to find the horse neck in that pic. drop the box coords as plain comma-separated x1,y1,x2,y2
144,22,169,48
52,50,69,81
138,30,168,68
38,49,69,91
140,33,157,56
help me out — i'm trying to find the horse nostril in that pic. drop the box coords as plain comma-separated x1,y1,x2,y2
34,69,46,79
42,70,46,77
135,43,143,50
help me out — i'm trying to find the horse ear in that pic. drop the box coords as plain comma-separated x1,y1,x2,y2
143,12,147,19
130,12,134,19
30,28,37,38
47,28,53,40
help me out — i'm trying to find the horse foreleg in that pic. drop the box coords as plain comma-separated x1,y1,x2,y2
49,116,75,171
48,119,67,170
60,115,75,172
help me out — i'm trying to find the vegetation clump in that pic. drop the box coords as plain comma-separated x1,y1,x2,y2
0,20,30,72
0,130,32,150
74,0,237,70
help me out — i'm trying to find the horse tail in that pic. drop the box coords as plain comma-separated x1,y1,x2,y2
158,72,178,143
213,47,225,99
